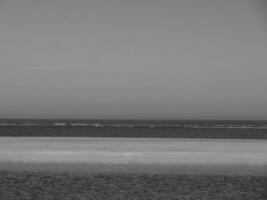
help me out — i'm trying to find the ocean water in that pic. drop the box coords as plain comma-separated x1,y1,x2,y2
0,119,266,138
1,119,267,128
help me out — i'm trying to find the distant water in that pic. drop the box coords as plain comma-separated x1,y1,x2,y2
0,119,267,138
0,119,267,129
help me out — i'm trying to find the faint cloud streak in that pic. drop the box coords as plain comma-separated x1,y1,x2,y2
0,65,90,71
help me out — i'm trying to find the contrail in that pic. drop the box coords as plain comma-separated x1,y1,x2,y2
0,65,90,71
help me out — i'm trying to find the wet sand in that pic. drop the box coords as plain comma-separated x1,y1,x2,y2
0,137,267,175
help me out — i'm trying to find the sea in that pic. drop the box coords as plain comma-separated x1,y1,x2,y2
0,119,266,138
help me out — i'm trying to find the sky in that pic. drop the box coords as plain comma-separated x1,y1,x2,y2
0,0,266,120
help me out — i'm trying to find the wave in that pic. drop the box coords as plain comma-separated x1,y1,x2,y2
0,122,267,129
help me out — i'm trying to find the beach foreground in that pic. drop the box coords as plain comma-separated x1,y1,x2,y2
1,137,267,199
1,172,267,200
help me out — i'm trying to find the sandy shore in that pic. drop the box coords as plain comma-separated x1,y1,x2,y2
0,137,267,175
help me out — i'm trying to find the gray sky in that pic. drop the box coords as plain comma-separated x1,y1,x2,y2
0,0,266,119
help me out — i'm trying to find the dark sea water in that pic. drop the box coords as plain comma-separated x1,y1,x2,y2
0,119,267,138
1,119,267,128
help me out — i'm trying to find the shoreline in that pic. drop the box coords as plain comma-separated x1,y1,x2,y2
1,137,267,176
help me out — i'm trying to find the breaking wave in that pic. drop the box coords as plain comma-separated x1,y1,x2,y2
0,121,267,129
